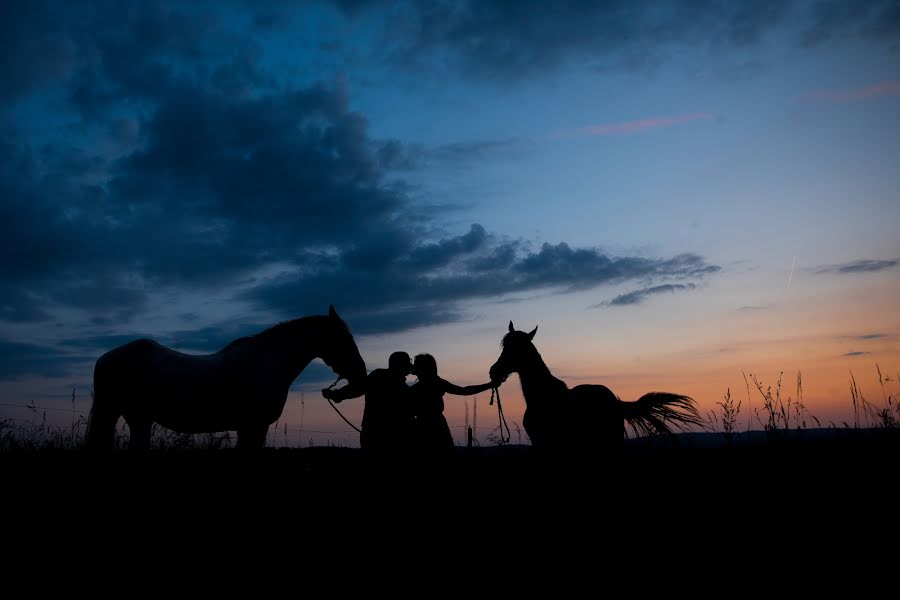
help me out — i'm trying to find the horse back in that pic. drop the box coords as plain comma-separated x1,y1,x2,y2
569,384,623,422
569,384,619,406
95,338,222,388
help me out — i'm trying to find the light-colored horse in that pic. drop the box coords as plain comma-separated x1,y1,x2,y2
86,305,366,450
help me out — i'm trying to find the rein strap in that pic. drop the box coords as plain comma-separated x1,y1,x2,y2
490,386,511,444
325,376,362,434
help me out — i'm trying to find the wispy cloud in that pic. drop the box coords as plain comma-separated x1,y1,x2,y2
815,259,898,275
592,283,696,308
428,138,530,162
558,113,716,138
808,81,900,102
0,341,91,381
737,304,772,312
843,351,871,357
837,333,888,343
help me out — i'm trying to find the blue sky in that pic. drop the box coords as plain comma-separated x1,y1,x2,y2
1,1,898,444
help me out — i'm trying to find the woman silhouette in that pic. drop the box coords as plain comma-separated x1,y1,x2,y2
410,353,498,453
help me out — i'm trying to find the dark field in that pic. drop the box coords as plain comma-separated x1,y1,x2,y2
5,428,897,497
3,429,897,560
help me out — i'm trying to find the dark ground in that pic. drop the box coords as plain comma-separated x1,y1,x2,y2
2,429,897,565
4,428,897,497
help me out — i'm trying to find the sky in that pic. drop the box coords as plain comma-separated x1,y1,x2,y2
1,0,899,446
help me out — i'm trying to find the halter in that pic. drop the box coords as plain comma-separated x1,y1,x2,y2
489,385,511,444
325,376,362,434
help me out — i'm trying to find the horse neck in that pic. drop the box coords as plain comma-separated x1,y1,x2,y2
241,317,325,385
517,348,567,409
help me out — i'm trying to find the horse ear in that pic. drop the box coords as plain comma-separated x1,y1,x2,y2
508,321,515,333
528,325,538,340
329,305,338,319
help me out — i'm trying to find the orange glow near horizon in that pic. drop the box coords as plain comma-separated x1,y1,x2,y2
283,273,900,447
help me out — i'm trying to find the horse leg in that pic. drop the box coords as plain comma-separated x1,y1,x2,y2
237,423,269,450
585,401,624,464
85,404,120,451
522,409,545,448
125,416,152,452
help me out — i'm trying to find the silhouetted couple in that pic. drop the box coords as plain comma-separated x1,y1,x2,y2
323,351,499,456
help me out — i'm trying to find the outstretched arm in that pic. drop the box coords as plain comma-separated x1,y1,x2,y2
440,378,496,396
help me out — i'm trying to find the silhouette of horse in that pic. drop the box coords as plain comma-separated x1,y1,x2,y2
489,322,702,451
86,305,367,450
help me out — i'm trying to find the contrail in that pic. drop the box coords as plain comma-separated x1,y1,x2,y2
787,256,797,289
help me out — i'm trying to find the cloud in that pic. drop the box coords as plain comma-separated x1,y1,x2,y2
1,68,418,322
0,1,722,345
592,283,697,308
801,1,900,46
427,138,531,162
807,81,900,102
59,334,154,353
0,286,54,323
843,351,871,357
737,304,772,312
166,323,276,354
815,259,899,274
5,2,900,110
373,1,795,79
243,238,719,332
559,113,715,138
331,0,900,80
0,341,90,381
338,306,465,336
0,2,261,109
59,321,304,356
0,3,78,103
409,224,489,268
377,138,533,171
835,333,888,343
856,333,886,341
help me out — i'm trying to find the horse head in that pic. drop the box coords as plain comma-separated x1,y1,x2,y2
489,320,538,383
320,305,367,391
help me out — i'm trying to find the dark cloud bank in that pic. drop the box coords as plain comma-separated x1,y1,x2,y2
5,0,832,381
3,1,895,381
335,0,900,78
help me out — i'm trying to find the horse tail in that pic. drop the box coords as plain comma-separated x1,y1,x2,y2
85,355,119,451
620,392,703,437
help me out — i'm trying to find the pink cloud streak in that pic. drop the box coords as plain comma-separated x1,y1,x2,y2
808,81,900,102
559,112,716,138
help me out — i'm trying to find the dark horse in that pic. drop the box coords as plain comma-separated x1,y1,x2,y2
86,305,367,450
489,322,703,450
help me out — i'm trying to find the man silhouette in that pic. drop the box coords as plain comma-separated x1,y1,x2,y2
323,351,414,453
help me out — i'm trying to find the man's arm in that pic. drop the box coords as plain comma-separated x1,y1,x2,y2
322,377,367,403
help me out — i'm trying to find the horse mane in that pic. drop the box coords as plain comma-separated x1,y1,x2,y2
501,331,537,352
500,332,516,348
222,337,249,351
221,314,349,352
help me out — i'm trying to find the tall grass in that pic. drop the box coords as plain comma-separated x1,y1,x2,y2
850,364,899,429
2,363,896,451
743,370,819,436
707,387,741,443
0,414,235,452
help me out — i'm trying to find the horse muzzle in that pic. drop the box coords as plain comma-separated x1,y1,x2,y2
489,364,510,384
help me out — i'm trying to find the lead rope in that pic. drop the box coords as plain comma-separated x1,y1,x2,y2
325,376,362,433
489,385,511,444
